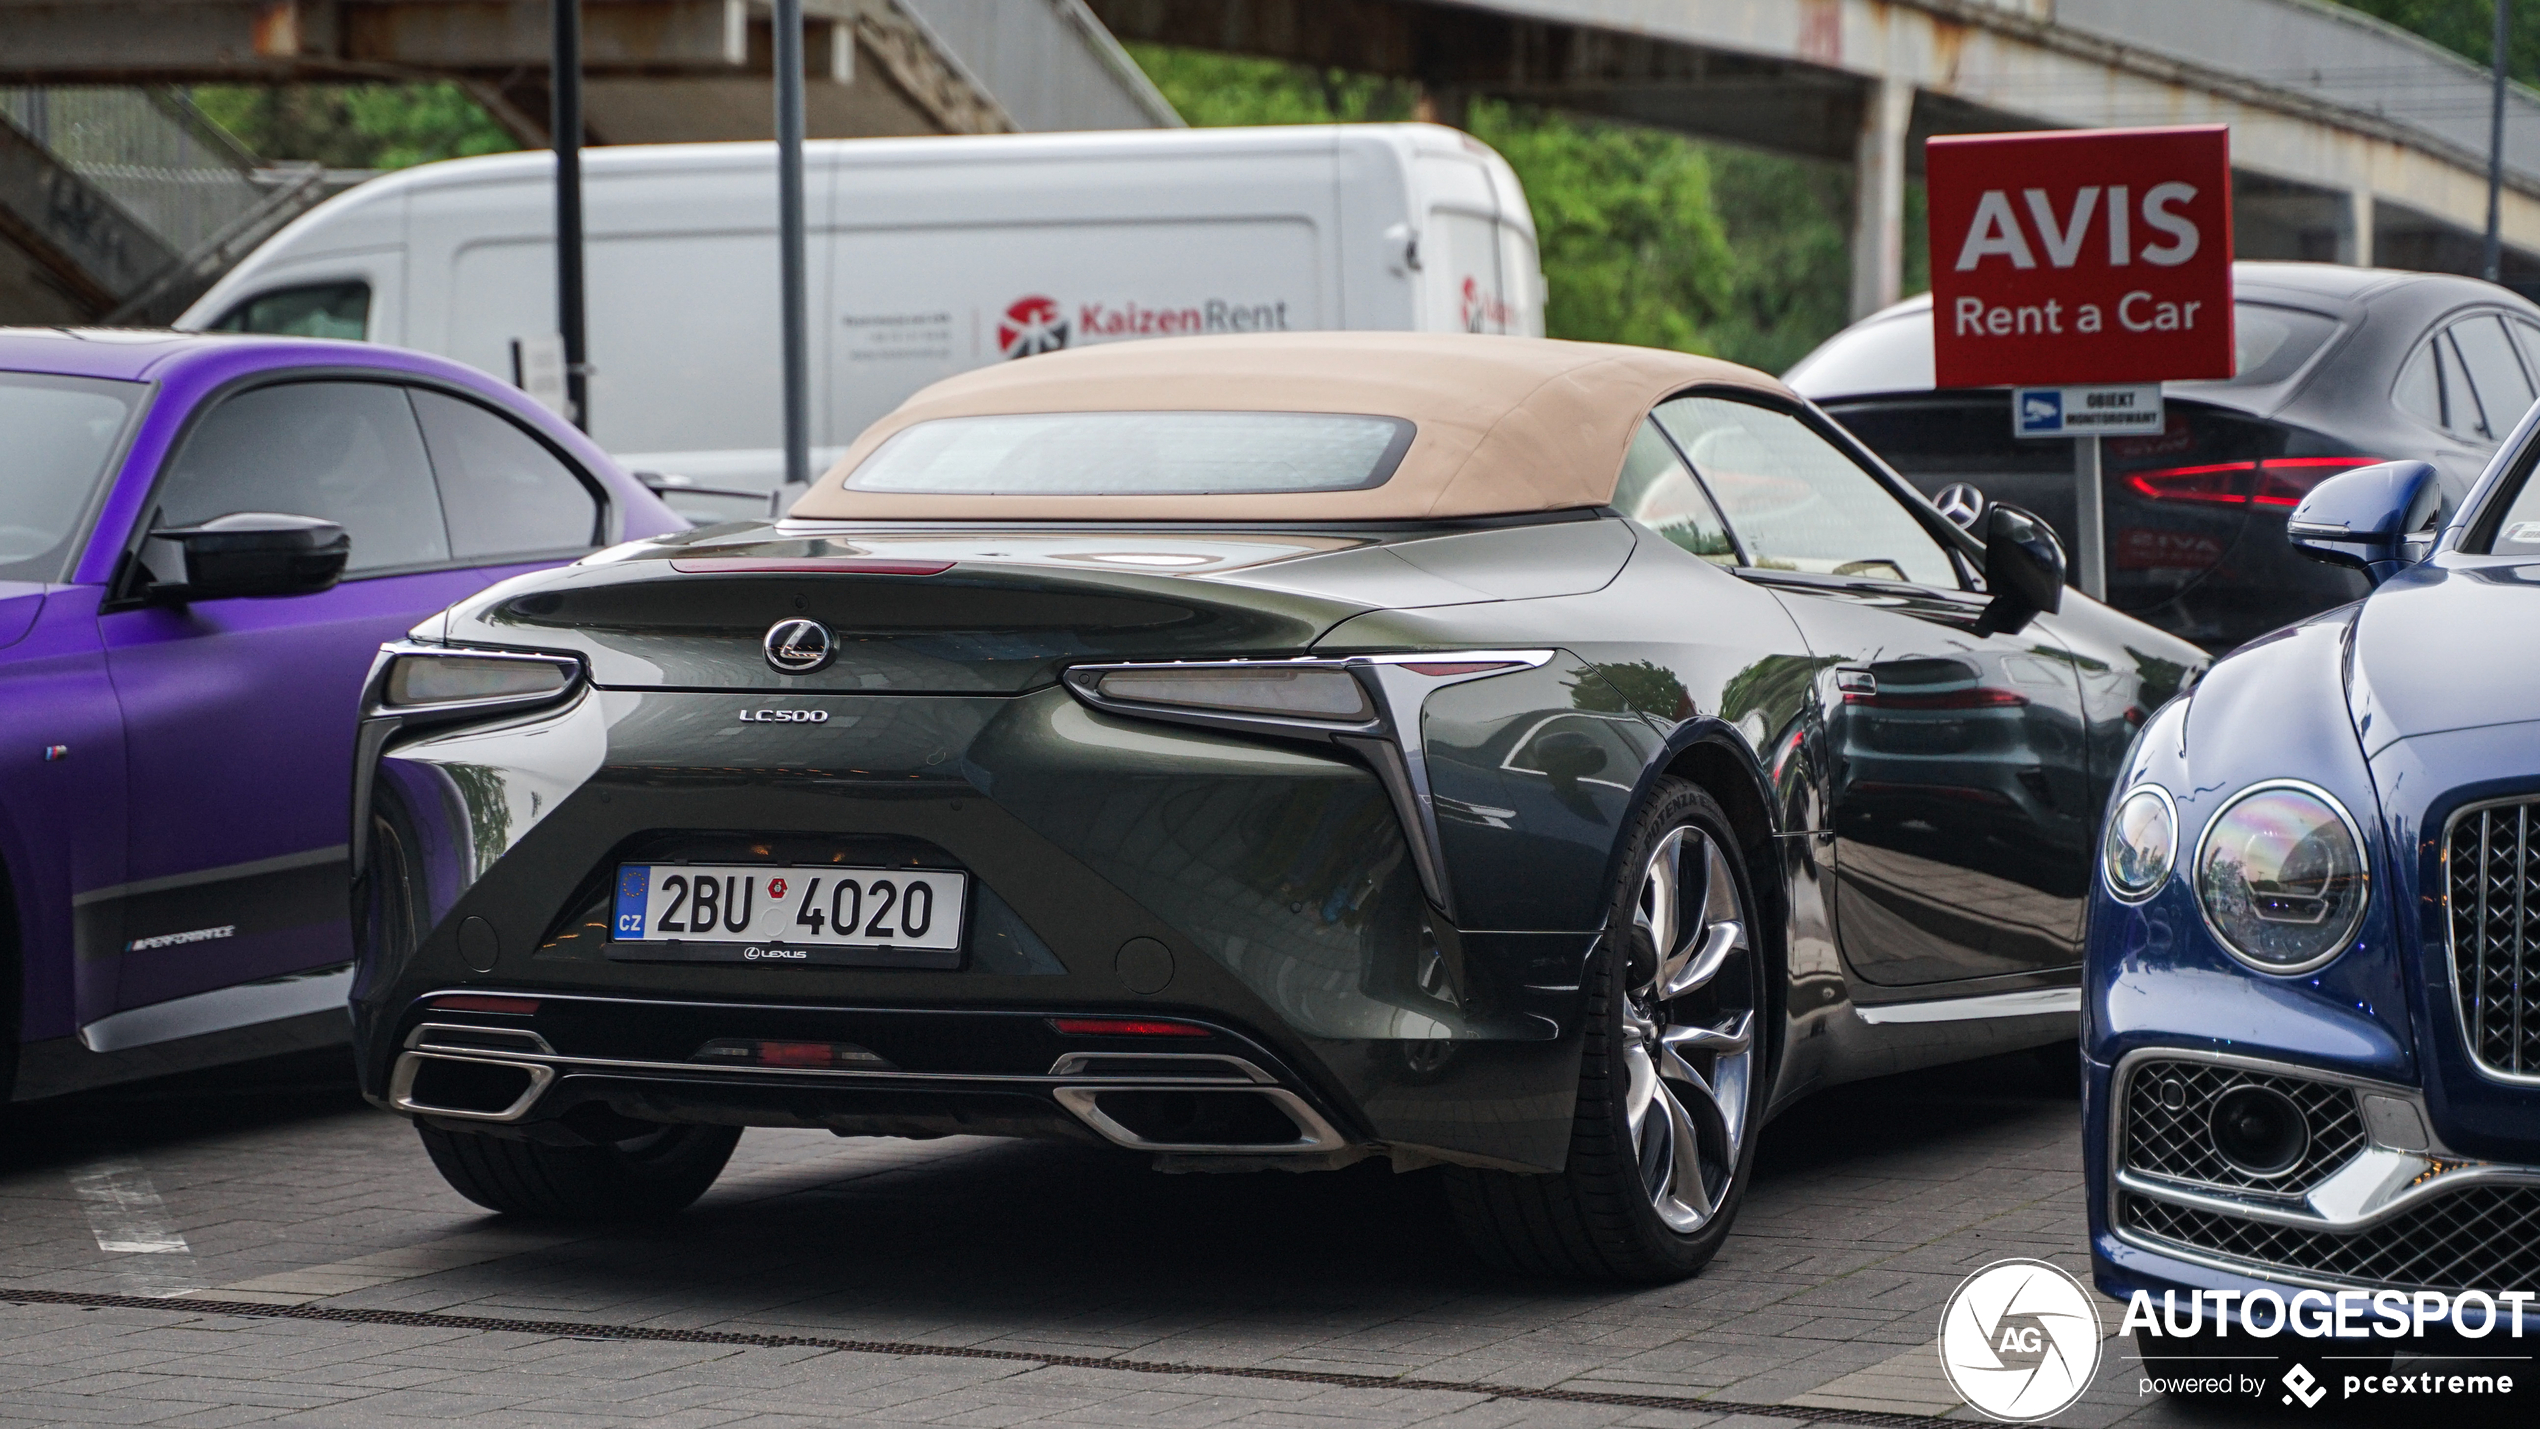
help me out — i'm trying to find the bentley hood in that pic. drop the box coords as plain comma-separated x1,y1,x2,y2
2346,558,2540,757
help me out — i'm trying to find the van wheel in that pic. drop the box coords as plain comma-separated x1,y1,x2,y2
417,1122,740,1220
1445,780,1767,1282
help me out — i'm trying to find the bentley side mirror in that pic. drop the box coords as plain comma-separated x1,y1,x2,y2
1973,503,2066,636
1932,482,1989,531
2286,460,2441,586
142,511,350,603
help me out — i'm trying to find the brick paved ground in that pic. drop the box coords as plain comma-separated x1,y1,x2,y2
0,1046,2482,1426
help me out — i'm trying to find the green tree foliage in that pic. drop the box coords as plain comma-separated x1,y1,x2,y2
192,83,516,170
1124,43,1864,372
2341,0,2535,77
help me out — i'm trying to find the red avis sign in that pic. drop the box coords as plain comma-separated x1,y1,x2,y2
1927,125,2233,388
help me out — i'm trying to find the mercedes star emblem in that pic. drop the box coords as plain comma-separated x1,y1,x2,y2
1932,482,1988,531
762,618,835,674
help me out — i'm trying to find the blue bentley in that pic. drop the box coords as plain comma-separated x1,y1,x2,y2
2087,408,2540,1353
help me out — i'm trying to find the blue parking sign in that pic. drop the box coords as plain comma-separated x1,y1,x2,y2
2017,389,2064,435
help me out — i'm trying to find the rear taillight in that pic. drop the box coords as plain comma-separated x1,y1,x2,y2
2124,456,2383,509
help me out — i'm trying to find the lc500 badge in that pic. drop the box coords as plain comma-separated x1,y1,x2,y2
738,709,829,723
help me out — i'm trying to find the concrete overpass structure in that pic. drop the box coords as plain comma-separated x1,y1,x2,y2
1088,0,2540,315
0,0,1174,321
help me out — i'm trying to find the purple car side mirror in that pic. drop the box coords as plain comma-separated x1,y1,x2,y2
142,511,350,603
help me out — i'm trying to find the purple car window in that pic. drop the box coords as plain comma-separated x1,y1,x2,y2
411,390,601,559
0,371,142,583
154,380,450,572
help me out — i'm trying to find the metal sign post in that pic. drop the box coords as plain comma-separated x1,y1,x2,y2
774,0,811,495
552,0,588,432
2009,384,2162,601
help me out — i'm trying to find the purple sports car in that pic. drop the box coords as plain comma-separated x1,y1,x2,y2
1,329,682,1099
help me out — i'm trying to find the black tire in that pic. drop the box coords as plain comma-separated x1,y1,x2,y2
1445,779,1769,1282
417,1121,741,1220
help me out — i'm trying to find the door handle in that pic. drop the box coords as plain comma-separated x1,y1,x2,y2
1835,669,1877,699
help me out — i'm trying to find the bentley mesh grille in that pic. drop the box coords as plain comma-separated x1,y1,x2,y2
2451,800,2540,1077
2121,1060,2365,1195
2120,1187,2540,1295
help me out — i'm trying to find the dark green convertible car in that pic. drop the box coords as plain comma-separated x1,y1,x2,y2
351,333,2199,1281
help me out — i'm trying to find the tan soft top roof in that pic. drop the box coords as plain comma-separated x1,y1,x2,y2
791,332,1789,522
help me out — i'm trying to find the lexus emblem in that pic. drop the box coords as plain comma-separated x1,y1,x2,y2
763,618,834,674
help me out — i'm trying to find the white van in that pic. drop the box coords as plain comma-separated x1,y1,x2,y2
178,124,1544,494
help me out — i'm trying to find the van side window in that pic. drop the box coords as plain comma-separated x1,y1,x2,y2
411,389,602,559
209,282,369,340
1613,419,1737,566
156,381,448,572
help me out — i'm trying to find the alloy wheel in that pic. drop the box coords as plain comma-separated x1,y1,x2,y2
1622,823,1756,1233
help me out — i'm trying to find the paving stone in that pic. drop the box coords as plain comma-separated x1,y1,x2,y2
0,1044,2239,1426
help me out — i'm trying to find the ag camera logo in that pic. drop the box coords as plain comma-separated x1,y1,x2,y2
1939,1258,2102,1421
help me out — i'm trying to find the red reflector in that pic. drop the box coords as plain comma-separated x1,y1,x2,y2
1400,661,1518,677
1048,1017,1211,1037
2125,457,2382,508
1844,687,2030,709
428,995,539,1015
754,1041,836,1068
666,557,954,575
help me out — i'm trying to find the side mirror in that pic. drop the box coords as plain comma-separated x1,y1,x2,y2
1973,503,2066,636
2287,460,2441,586
143,512,349,603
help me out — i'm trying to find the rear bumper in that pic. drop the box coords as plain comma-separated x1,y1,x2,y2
351,683,1597,1171
376,991,1354,1158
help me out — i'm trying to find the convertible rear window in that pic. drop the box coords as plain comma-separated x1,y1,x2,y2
846,411,1415,496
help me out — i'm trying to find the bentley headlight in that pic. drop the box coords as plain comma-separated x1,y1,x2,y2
2102,785,2176,902
2193,782,2369,974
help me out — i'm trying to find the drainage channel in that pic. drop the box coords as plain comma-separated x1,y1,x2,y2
1,1286,1946,1427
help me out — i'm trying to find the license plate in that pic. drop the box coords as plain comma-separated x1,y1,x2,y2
608,863,967,966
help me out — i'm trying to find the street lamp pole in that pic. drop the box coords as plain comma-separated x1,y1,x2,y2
552,0,588,431
2488,0,2510,285
774,0,811,494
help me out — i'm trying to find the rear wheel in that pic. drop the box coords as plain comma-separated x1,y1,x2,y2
1446,780,1767,1281
416,1121,740,1220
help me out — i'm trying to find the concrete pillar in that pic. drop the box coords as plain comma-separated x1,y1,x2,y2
2350,188,2376,267
1851,75,1914,321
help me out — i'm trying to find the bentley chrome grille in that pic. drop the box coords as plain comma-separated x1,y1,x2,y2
2120,1187,2540,1295
2121,1060,2365,1196
2449,799,2540,1078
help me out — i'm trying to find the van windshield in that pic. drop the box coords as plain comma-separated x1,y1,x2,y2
847,411,1416,496
0,371,142,582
